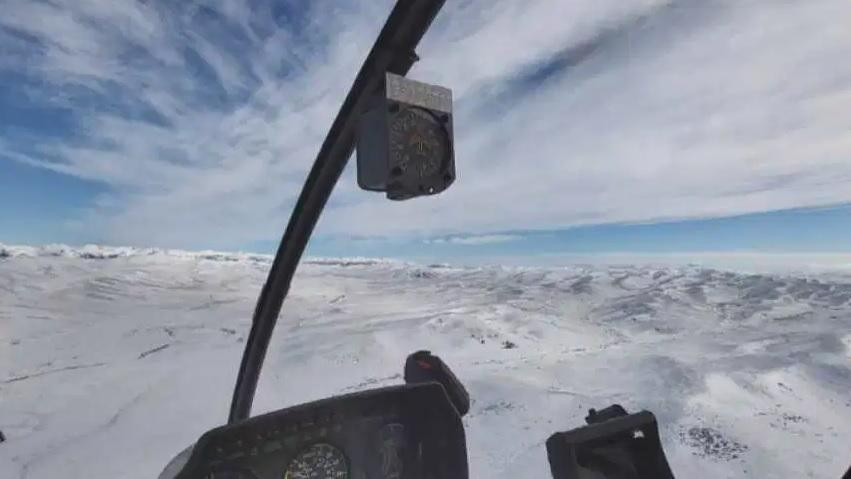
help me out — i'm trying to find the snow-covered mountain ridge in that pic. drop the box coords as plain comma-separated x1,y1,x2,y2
1,245,849,478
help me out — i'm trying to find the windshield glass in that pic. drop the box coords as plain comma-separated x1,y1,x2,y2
2,1,850,478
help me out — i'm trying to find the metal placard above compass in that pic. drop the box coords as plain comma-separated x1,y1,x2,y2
386,72,452,114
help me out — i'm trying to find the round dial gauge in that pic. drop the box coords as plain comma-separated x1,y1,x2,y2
389,107,449,179
379,423,406,479
284,443,348,479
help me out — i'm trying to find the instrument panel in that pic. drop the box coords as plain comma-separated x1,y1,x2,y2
172,383,467,479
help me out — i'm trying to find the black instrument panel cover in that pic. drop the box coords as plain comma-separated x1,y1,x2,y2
175,383,468,479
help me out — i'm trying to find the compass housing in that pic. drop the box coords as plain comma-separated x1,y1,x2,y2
357,72,455,200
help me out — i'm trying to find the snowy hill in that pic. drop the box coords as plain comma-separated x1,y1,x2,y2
1,246,850,478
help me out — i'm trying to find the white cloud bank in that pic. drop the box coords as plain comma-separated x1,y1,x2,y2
2,0,851,248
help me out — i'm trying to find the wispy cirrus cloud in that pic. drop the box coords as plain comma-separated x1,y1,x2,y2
2,0,851,249
427,234,521,246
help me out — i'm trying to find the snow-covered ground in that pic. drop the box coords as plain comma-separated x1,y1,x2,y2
1,245,850,478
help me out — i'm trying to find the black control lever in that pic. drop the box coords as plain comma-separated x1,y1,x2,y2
404,350,470,417
586,404,630,424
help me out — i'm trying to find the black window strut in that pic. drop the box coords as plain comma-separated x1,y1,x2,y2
228,0,447,424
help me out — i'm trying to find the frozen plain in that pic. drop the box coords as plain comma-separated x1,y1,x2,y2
1,245,850,478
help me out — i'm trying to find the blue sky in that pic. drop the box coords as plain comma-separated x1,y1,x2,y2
1,0,850,257
303,205,851,261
